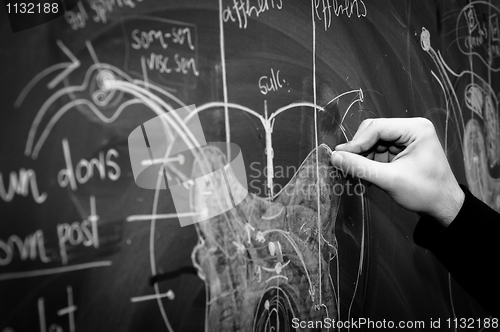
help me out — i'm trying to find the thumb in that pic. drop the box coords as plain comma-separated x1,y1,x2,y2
330,151,392,188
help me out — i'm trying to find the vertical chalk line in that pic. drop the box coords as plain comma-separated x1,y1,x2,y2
219,0,231,160
150,162,174,332
38,298,46,332
67,286,76,332
469,0,474,122
89,195,97,217
406,1,415,114
311,0,323,309
141,56,150,91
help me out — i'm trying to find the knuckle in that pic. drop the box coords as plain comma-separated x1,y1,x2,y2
418,117,435,130
373,117,387,125
413,117,437,139
360,118,374,128
367,118,381,127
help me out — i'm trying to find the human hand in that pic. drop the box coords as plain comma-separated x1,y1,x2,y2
330,117,464,227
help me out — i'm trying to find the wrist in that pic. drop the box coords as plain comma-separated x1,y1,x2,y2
432,185,465,227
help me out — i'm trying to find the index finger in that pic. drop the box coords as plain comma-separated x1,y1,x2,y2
335,117,429,154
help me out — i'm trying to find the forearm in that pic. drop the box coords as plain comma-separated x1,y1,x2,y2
414,185,499,316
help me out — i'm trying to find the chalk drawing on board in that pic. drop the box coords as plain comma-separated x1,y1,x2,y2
18,57,366,331
119,85,365,330
125,88,365,330
15,4,369,328
17,40,202,332
190,144,367,331
421,11,500,212
14,40,81,108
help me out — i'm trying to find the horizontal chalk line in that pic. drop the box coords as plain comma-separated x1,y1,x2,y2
0,261,112,281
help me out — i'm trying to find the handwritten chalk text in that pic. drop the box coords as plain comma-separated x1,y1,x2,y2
144,53,199,76
222,0,283,29
90,0,143,24
1,196,100,267
0,230,51,266
130,27,199,78
259,68,286,95
39,287,76,332
57,217,98,265
64,1,89,30
131,27,195,51
0,168,47,204
314,0,367,31
57,139,120,191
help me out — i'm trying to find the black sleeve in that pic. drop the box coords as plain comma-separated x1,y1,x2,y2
413,185,499,317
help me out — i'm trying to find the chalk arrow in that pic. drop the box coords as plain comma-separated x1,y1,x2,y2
47,40,80,90
15,40,80,107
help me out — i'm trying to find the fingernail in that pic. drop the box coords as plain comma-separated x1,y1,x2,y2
330,151,343,166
